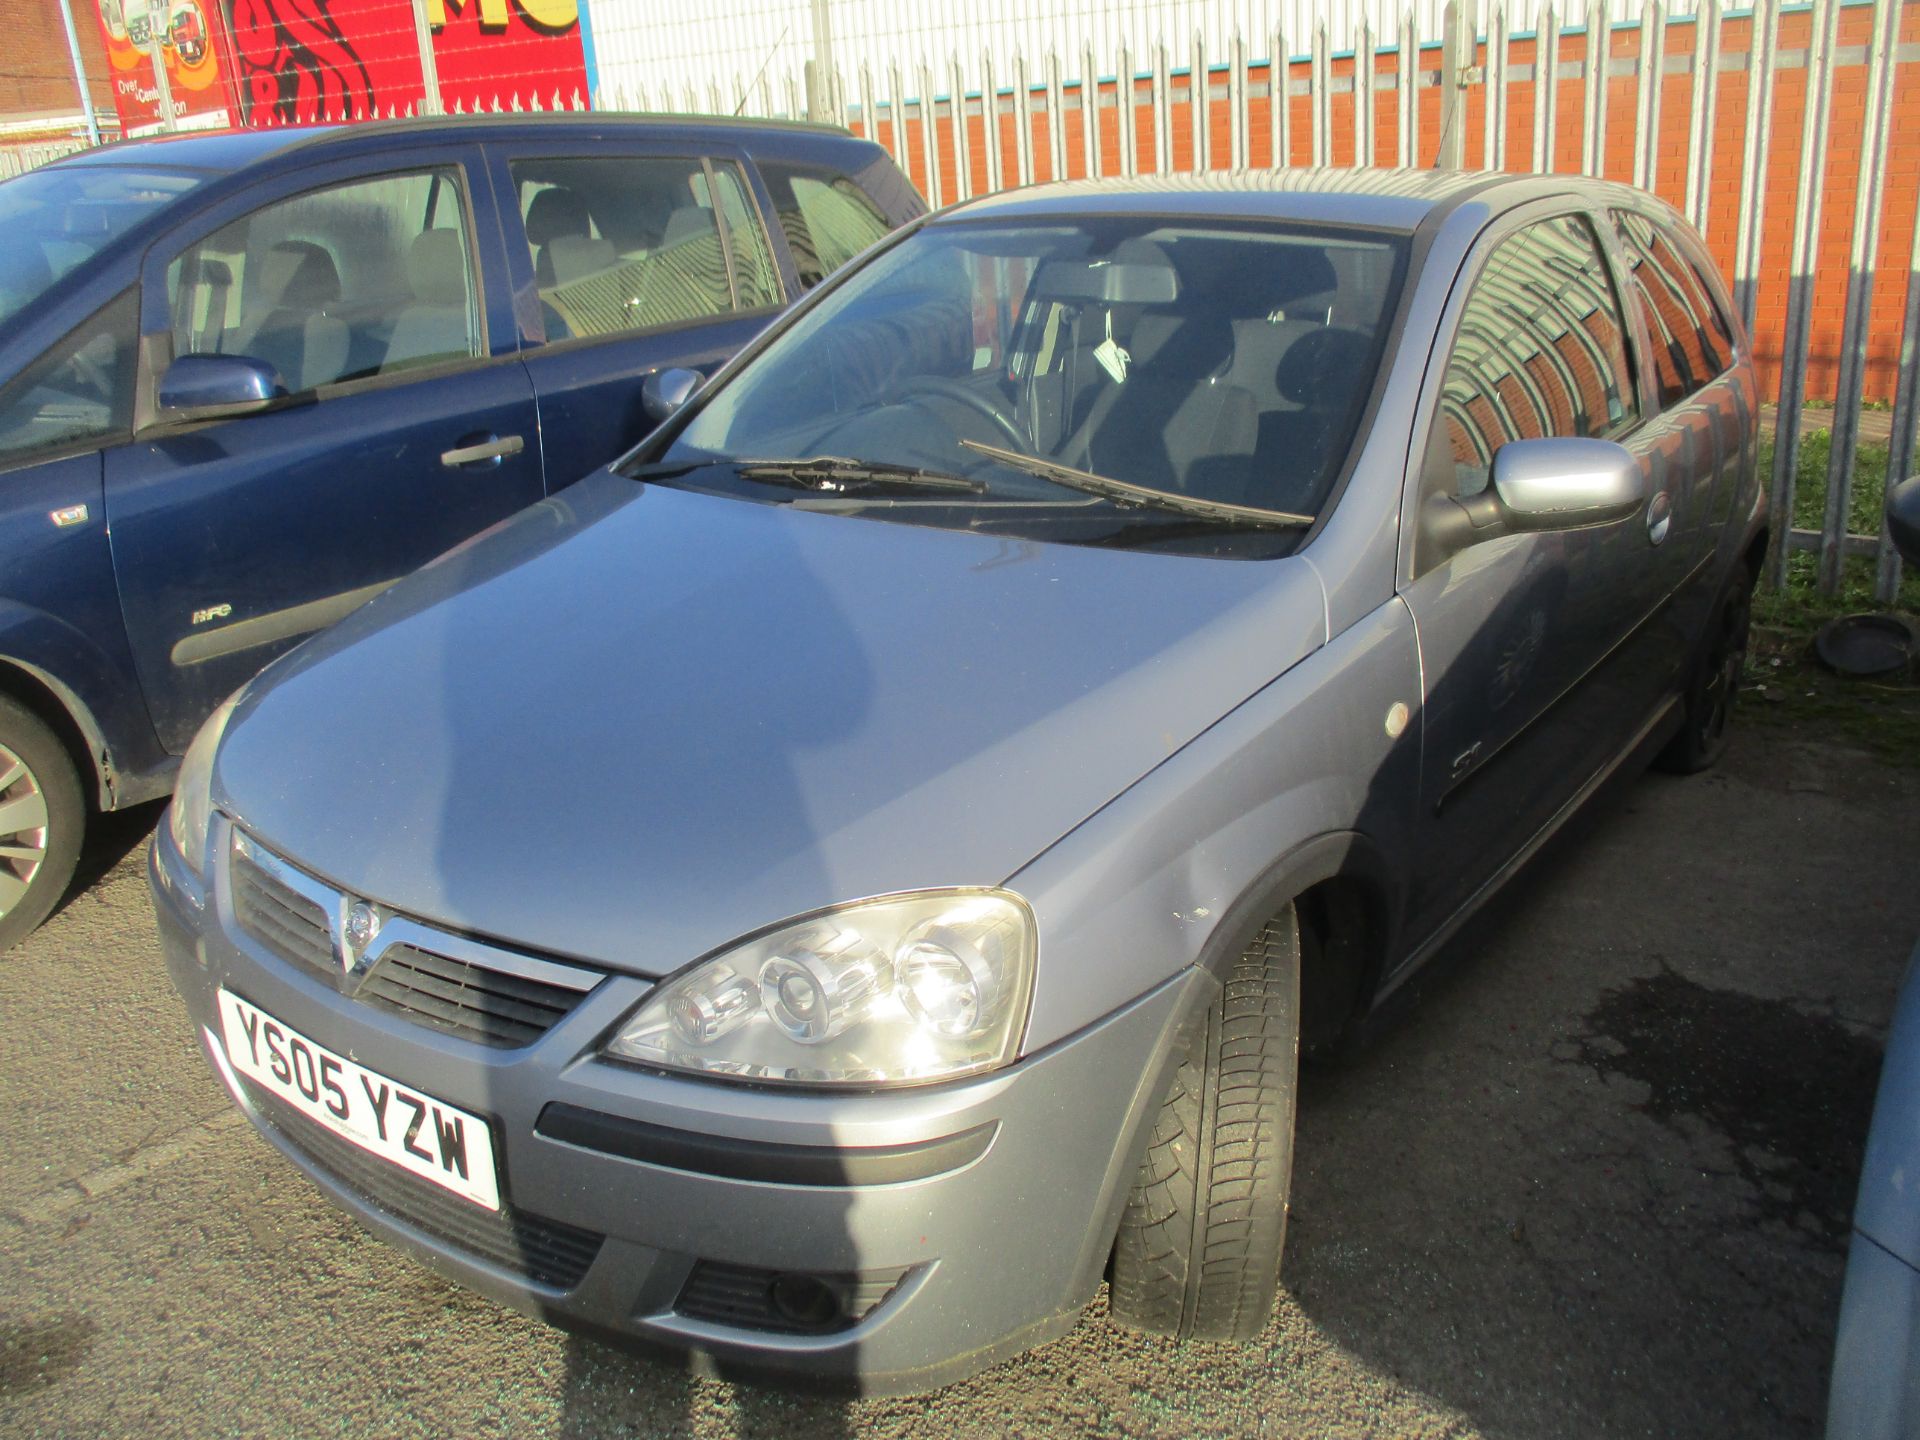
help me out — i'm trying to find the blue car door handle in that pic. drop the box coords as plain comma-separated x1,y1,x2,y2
441,433,526,468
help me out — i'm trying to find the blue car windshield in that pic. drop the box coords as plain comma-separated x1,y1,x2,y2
0,165,203,327
658,216,1409,556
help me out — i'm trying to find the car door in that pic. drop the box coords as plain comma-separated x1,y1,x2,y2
1397,206,1668,944
485,140,788,487
102,145,546,753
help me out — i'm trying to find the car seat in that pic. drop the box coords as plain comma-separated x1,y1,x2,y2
384,230,471,371
525,187,594,288
228,239,349,393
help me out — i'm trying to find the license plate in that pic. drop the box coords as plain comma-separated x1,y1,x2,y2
218,988,501,1211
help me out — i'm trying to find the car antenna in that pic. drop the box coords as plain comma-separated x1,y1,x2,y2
736,26,791,115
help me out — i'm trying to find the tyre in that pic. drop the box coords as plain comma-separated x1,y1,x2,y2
1108,904,1301,1341
0,695,85,953
1657,559,1753,775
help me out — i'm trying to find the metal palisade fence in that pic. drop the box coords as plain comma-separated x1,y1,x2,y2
590,0,1918,601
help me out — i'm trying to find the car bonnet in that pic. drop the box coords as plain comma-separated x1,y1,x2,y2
212,471,1328,977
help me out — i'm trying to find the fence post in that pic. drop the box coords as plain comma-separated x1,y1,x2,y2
1485,5,1508,171
1878,207,1920,600
1356,19,1376,168
950,56,972,200
889,62,912,177
1819,0,1899,594
1581,0,1608,176
1400,10,1420,166
1731,0,1778,335
1312,21,1331,167
1119,43,1138,177
1765,0,1840,589
1633,1,1666,192
1437,2,1471,169
1272,27,1291,168
859,64,876,144
1684,0,1721,232
56,0,101,145
1191,30,1209,173
982,52,1004,191
1532,4,1560,173
1153,43,1172,174
1083,44,1101,178
1230,30,1249,171
805,0,836,122
918,60,942,207
143,0,177,130
1046,52,1067,182
1013,53,1035,187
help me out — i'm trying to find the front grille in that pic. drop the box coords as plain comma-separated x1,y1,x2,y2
244,1080,603,1290
231,845,334,977
674,1261,912,1334
358,944,590,1049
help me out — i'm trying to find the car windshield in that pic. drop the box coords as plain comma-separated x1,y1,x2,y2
0,165,204,328
655,215,1410,556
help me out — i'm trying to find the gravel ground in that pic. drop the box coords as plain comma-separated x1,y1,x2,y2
1,724,1915,1440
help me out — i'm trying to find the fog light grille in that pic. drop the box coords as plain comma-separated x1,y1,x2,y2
673,1261,912,1334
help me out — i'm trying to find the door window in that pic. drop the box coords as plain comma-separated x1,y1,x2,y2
756,162,894,288
1423,214,1637,509
167,168,480,395
1611,210,1734,407
509,155,781,342
0,287,138,467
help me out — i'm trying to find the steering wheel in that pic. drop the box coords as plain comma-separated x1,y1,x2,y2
895,376,1028,451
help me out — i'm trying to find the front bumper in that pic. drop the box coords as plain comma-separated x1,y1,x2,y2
152,818,1204,1394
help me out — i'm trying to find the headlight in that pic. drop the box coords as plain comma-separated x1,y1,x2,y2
604,890,1035,1087
167,693,240,877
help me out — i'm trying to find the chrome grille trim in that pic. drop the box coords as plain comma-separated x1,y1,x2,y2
225,826,605,1047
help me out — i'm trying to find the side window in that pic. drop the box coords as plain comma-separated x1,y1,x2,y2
509,155,779,342
167,168,479,395
1423,214,1636,507
1611,209,1733,408
0,287,138,466
756,161,893,289
708,164,780,309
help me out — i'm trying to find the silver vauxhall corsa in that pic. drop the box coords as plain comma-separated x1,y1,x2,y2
152,170,1763,1392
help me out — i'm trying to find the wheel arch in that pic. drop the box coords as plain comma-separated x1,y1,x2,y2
0,657,109,811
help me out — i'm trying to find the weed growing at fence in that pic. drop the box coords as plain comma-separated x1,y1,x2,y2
1746,430,1918,763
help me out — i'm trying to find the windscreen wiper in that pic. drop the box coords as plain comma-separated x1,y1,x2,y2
958,439,1315,528
734,456,986,494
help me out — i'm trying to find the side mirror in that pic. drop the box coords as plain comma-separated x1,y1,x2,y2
1888,475,1920,568
1425,436,1646,560
157,353,289,424
641,366,701,424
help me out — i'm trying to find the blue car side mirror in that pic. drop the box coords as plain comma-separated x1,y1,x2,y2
1888,476,1920,568
157,353,290,425
641,367,701,424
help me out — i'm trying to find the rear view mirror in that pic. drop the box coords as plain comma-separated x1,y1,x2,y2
157,353,289,424
1422,437,1646,561
642,367,701,424
1030,260,1179,305
1888,476,1920,567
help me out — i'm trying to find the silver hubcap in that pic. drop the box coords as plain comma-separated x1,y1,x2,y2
0,742,49,917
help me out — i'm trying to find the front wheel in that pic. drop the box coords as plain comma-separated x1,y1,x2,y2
1108,904,1301,1341
0,696,85,953
1657,559,1753,775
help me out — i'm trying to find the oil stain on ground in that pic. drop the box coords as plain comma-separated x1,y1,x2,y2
0,1315,97,1397
1567,967,1883,1247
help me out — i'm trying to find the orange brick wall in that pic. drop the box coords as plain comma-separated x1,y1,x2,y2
855,0,1920,405
0,0,115,121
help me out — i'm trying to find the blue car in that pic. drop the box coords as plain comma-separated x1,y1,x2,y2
0,115,922,948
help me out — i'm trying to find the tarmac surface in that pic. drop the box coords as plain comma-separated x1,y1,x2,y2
2,723,1916,1439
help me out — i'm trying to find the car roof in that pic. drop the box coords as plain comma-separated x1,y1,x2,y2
46,112,865,178
935,168,1658,233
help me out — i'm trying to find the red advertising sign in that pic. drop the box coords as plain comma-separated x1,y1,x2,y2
427,0,588,114
224,0,426,125
95,0,238,134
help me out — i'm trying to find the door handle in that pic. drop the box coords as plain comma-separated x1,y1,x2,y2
441,433,525,468
1646,489,1673,546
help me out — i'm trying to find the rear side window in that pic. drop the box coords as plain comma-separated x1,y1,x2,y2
167,168,480,395
756,161,894,288
509,155,781,342
1424,214,1637,505
0,287,137,466
1611,210,1734,407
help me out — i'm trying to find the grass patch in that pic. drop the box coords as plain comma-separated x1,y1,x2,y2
1745,428,1918,762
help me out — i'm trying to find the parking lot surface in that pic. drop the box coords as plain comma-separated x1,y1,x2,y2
2,723,1916,1440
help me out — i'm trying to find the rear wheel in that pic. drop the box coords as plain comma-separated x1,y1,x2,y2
1657,560,1753,775
0,696,85,953
1108,905,1301,1341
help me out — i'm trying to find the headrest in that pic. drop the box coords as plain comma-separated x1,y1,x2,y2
256,240,339,309
546,233,617,285
1276,326,1376,405
661,206,716,248
525,187,591,246
407,230,468,306
1129,311,1234,376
